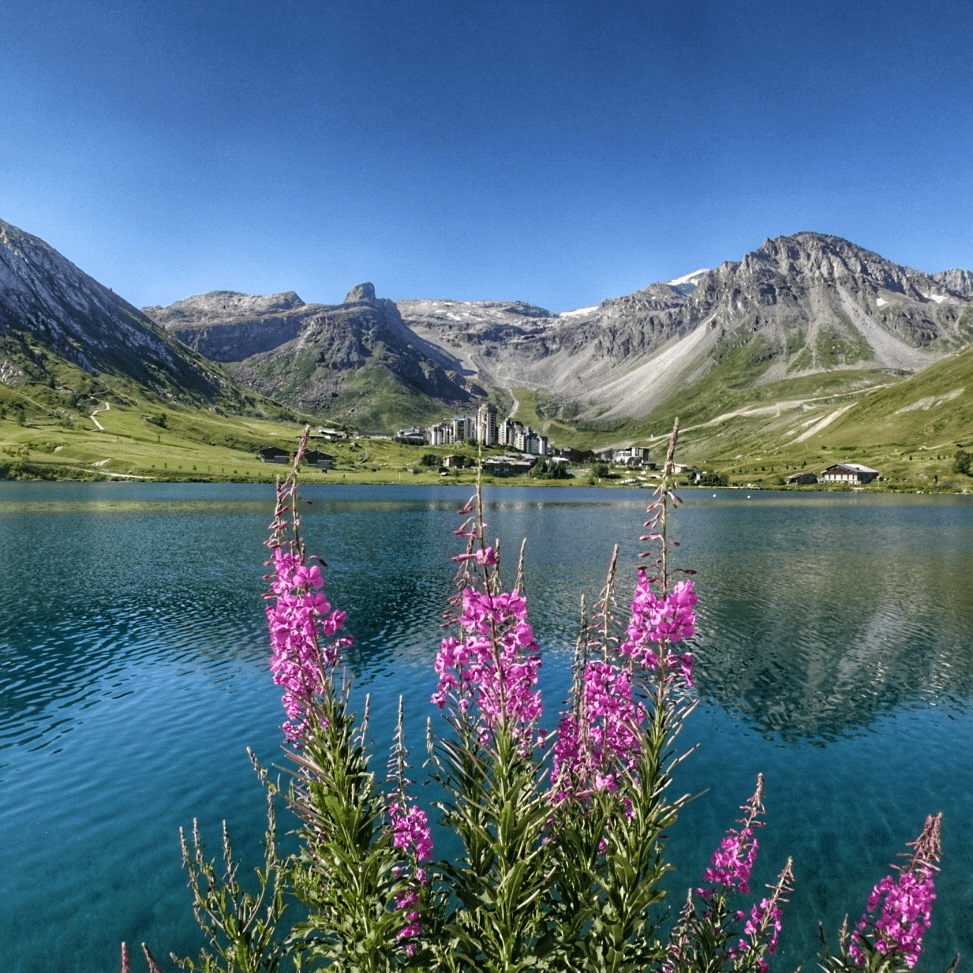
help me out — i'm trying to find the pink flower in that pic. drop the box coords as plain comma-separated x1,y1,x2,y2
433,584,543,750
388,801,433,955
699,775,765,897
389,801,433,864
850,814,942,969
622,571,697,685
550,660,646,805
266,518,350,740
730,858,794,973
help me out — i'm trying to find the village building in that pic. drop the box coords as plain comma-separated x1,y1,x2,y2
304,449,335,470
614,446,653,467
592,445,653,467
257,445,290,464
819,462,880,484
476,403,499,446
481,454,535,477
393,427,427,445
312,427,346,442
553,446,597,464
787,471,819,485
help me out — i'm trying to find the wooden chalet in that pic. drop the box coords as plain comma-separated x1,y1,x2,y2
819,462,879,484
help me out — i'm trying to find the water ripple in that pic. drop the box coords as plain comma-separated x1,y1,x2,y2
2,484,973,973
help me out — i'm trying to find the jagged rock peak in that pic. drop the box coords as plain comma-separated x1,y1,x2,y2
933,268,973,298
755,232,885,271
708,231,926,292
344,282,376,303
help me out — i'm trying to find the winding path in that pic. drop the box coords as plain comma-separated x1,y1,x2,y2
90,401,110,430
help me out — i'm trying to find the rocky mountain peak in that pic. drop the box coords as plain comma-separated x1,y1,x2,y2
344,282,376,303
932,268,973,298
754,232,889,280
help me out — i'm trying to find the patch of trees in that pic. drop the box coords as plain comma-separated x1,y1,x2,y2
953,449,972,476
529,458,570,480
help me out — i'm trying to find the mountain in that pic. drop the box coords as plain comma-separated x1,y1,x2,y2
0,218,251,409
399,233,973,425
6,217,973,456
143,289,312,360
139,232,973,436
146,282,488,428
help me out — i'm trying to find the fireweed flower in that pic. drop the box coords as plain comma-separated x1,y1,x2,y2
388,800,433,956
850,814,943,969
265,545,350,740
622,570,697,685
700,774,765,897
551,573,696,805
730,858,794,973
265,448,350,741
432,584,542,750
551,660,645,804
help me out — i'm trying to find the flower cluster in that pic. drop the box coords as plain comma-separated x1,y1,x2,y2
622,570,697,684
551,660,645,804
389,800,433,956
389,801,434,865
266,538,349,739
170,423,950,973
432,585,542,747
851,813,943,969
730,859,794,973
700,775,765,897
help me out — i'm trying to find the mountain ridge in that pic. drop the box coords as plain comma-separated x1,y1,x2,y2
4,216,973,446
137,230,973,431
0,217,257,409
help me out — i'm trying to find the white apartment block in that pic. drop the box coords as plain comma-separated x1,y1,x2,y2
414,405,548,456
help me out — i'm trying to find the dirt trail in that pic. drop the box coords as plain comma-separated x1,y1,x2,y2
90,401,110,430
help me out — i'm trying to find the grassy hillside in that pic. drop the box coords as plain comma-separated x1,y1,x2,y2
0,396,554,486
672,343,973,491
2,330,973,492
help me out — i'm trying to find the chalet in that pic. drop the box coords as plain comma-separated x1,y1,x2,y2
787,471,818,485
257,446,290,464
304,449,336,470
312,427,346,442
819,462,879,484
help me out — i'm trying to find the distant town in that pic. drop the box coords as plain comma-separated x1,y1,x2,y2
255,404,885,488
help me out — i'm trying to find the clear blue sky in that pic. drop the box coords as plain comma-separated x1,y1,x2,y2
3,0,972,313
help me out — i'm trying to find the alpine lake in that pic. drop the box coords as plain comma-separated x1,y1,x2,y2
1,482,971,973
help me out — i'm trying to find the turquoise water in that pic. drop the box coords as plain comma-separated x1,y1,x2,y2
1,483,971,971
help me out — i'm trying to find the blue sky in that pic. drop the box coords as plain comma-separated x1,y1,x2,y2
3,0,972,313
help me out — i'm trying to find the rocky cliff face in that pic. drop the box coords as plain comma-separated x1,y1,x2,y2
0,218,235,402
14,216,970,432
142,232,973,426
143,290,315,361
155,283,486,421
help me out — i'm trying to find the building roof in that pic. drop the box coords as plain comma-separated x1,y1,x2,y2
823,462,879,474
